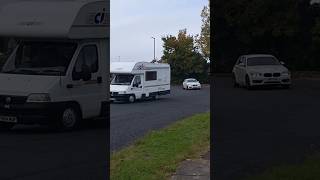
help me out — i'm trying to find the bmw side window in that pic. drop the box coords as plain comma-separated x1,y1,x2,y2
237,57,243,65
236,57,242,65
72,45,99,80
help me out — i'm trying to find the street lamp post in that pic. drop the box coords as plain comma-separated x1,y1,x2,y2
151,37,155,61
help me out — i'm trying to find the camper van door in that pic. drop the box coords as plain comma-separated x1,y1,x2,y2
69,42,102,118
131,74,143,99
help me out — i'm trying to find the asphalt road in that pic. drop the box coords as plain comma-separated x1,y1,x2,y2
0,120,107,180
111,85,210,151
213,77,320,180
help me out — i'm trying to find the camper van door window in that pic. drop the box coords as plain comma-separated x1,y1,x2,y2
133,76,142,88
72,45,98,81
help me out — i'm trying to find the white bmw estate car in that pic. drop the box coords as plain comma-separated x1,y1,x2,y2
183,78,201,90
232,54,291,89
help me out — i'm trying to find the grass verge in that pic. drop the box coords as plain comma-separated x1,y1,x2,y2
110,112,210,180
245,153,320,180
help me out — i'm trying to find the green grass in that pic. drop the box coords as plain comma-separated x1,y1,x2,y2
110,112,210,180
245,153,320,180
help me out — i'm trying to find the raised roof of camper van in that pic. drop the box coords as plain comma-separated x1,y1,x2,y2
110,62,170,74
0,0,108,39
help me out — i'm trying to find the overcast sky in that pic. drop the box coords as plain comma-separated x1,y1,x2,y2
110,0,208,62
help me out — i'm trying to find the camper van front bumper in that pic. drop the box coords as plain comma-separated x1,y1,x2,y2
0,103,64,124
110,94,131,101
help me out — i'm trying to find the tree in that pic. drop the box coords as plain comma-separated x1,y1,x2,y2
161,29,209,83
213,0,320,72
197,1,211,62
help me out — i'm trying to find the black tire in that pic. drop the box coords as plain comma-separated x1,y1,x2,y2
52,105,81,131
152,94,159,100
0,122,15,130
233,74,239,88
245,75,252,90
128,95,136,103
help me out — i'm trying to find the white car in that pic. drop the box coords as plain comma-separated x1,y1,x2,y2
183,78,201,90
232,54,291,89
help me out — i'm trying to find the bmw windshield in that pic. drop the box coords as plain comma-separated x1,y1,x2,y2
247,57,281,66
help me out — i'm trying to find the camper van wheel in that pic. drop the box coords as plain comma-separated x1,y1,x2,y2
56,105,81,131
152,95,159,100
128,95,136,103
0,122,15,130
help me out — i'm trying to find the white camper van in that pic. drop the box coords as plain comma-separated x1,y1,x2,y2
110,62,171,103
0,0,109,130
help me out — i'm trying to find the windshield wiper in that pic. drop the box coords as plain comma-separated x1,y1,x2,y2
41,69,63,74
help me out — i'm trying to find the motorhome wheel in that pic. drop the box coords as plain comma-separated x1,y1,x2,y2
56,106,80,130
0,122,15,130
128,95,136,103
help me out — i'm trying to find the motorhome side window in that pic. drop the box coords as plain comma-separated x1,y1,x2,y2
146,71,157,81
72,45,99,80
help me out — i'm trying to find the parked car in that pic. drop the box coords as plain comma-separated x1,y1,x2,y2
183,78,201,90
232,54,291,89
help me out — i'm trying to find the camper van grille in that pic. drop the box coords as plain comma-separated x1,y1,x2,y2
110,92,118,96
0,95,27,105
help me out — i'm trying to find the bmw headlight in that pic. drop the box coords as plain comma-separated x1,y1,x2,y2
282,71,290,76
250,72,262,78
27,93,51,103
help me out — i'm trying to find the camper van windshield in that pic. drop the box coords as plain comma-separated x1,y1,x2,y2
1,42,77,76
111,74,134,85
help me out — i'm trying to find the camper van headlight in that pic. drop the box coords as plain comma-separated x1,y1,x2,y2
27,93,51,103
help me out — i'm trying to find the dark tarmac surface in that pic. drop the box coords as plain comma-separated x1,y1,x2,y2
111,85,210,151
0,121,107,180
213,77,320,180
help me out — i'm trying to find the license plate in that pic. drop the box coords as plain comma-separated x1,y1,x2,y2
268,78,278,81
0,116,18,123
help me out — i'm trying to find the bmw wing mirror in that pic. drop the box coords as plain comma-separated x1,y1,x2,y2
280,61,285,65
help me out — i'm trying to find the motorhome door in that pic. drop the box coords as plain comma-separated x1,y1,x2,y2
69,43,103,118
131,75,143,99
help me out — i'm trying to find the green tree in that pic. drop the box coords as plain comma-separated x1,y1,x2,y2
161,29,209,83
197,1,211,62
214,0,320,72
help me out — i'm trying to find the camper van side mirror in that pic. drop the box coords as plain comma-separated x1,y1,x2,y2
81,64,92,81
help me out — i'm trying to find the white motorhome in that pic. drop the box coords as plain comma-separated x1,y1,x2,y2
110,62,171,103
0,0,109,130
